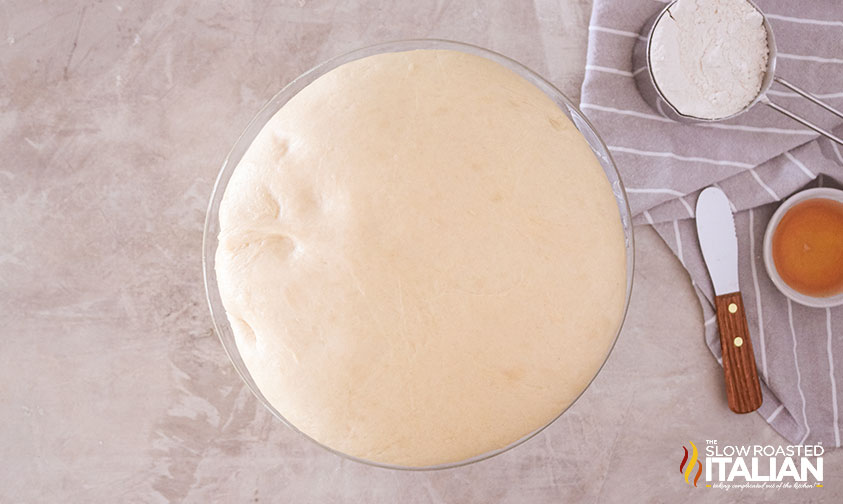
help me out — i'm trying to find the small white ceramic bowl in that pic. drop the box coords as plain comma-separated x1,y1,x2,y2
763,187,843,308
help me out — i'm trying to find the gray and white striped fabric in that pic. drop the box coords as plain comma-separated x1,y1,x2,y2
581,0,843,445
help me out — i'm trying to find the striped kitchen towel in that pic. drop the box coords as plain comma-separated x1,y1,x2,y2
581,0,843,446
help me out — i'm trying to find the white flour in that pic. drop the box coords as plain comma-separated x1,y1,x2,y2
650,0,769,119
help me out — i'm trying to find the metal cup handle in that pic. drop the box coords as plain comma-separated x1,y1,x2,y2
761,77,843,147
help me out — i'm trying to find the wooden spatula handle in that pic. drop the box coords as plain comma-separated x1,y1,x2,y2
715,292,763,414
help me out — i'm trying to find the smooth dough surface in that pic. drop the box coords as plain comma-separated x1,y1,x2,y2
216,49,627,467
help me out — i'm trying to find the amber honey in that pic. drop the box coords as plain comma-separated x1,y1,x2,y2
772,198,843,297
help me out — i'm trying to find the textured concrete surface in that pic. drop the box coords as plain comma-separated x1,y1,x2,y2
1,1,840,502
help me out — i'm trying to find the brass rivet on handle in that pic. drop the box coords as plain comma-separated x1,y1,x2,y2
728,303,738,313
734,337,744,347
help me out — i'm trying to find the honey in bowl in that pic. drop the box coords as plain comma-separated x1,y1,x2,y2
771,198,843,298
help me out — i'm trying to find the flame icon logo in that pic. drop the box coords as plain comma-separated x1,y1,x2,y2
680,441,703,487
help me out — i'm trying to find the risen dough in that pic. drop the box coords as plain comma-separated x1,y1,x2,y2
216,49,627,467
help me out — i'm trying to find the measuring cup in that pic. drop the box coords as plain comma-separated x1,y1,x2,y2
633,0,843,146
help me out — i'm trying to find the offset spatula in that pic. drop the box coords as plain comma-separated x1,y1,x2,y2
696,187,763,414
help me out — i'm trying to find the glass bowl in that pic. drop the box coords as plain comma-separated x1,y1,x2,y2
202,39,635,470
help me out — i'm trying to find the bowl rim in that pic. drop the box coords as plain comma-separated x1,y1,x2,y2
202,38,636,470
762,187,843,308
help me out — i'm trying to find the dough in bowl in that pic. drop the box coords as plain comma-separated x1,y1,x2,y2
216,49,627,467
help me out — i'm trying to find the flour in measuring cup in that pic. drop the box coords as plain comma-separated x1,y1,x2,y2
650,0,769,119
